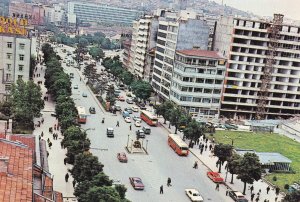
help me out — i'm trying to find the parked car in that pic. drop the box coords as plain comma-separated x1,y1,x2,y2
136,129,145,138
133,116,141,122
135,120,141,127
118,96,125,101
142,126,151,135
228,191,248,202
74,85,78,89
126,92,132,97
129,177,144,190
89,107,96,114
125,117,131,123
115,105,121,111
137,102,146,110
125,108,133,114
122,111,130,118
132,106,139,112
69,73,74,78
126,98,134,104
185,189,204,202
117,152,128,163
82,92,87,97
106,128,114,137
207,172,224,183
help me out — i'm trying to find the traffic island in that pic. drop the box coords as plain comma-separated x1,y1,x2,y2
126,139,148,154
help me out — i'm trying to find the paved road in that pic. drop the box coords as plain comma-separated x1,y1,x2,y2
56,45,233,202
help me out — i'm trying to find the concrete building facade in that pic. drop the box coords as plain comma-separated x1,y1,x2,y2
214,15,300,119
9,2,45,25
170,49,226,120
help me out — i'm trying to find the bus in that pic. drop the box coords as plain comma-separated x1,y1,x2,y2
140,110,158,126
168,134,189,156
77,106,87,124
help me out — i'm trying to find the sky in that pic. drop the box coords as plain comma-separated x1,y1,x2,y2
212,0,300,21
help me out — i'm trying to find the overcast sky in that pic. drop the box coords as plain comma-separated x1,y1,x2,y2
212,0,299,21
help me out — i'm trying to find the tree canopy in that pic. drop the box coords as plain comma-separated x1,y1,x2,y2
214,144,233,173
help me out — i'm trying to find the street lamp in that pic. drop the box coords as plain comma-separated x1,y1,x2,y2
127,134,130,148
145,140,149,152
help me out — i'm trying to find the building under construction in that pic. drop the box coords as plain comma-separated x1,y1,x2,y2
214,14,300,120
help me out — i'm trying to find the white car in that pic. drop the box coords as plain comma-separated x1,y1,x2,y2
185,189,204,202
132,106,139,112
135,120,141,127
125,117,131,123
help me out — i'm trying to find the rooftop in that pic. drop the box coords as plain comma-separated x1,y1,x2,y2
176,49,224,59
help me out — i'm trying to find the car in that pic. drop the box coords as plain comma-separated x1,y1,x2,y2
126,98,134,104
129,177,144,190
118,96,125,101
135,120,141,127
133,115,141,122
142,126,151,135
82,92,87,97
124,117,131,123
106,128,114,137
122,111,130,118
132,106,139,112
89,107,96,114
185,189,204,202
115,105,121,111
117,152,128,163
74,85,78,89
228,191,248,202
125,108,133,114
137,102,147,110
136,129,145,138
207,171,224,183
126,92,132,97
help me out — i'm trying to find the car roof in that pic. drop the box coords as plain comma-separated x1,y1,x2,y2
107,127,114,130
232,191,244,196
185,188,199,193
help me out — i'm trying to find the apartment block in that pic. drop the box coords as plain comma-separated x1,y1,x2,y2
170,49,226,120
214,15,300,119
9,2,45,25
0,35,31,100
151,11,210,100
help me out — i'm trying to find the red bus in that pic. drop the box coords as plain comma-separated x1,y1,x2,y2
77,106,87,124
140,110,158,126
168,134,189,156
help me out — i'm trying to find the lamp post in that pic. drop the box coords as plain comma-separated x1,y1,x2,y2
127,134,130,148
145,140,149,152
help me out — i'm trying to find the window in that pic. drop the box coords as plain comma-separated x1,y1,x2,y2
196,78,204,83
7,53,12,59
217,70,223,75
5,85,11,91
215,80,223,84
18,75,23,79
7,42,12,48
19,65,24,71
213,89,221,94
6,74,11,81
194,88,203,92
204,89,212,94
19,54,24,61
19,43,25,50
7,64,11,70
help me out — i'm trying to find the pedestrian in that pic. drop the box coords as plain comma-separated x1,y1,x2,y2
53,133,55,139
226,186,229,196
209,144,213,151
41,118,44,124
266,186,270,194
205,138,208,143
251,193,255,201
116,121,119,127
47,138,50,143
160,185,163,194
264,199,267,202
167,177,171,186
48,141,52,149
64,158,67,165
205,144,208,151
255,196,259,202
200,148,204,154
47,151,49,157
212,137,215,144
65,173,69,182
41,131,44,137
215,183,220,191
39,135,41,140
54,124,57,130
38,121,41,127
129,125,132,130
250,185,254,193
102,118,105,123
275,187,280,195
196,138,200,145
33,74,35,78
199,142,202,149
193,161,198,169
275,197,278,202
72,180,76,188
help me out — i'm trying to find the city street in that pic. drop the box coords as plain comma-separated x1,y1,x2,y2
57,46,233,202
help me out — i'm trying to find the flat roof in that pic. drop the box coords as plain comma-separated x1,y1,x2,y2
176,49,225,59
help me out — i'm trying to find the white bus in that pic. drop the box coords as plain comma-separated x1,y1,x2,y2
77,106,87,124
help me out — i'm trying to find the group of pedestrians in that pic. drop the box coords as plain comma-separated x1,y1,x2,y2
160,177,172,194
249,185,279,202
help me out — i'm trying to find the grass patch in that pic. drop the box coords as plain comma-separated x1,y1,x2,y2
212,130,300,191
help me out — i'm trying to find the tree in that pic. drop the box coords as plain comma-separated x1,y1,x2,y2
82,186,121,202
183,119,204,142
213,144,233,173
120,71,134,86
169,106,189,134
71,153,104,183
115,184,127,199
236,152,262,195
227,154,241,184
101,38,111,49
0,101,12,117
78,38,89,48
29,55,36,79
131,80,152,101
156,101,174,124
65,139,91,164
89,46,105,61
283,190,300,202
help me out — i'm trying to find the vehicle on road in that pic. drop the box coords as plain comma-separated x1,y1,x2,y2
126,98,134,104
115,104,121,111
135,120,141,127
142,126,151,135
133,116,141,122
224,124,238,130
125,108,133,114
140,110,158,126
136,129,145,138
82,92,87,97
207,172,224,183
185,189,204,202
77,106,87,124
137,102,147,110
74,85,78,89
122,111,130,118
118,96,125,101
107,128,114,137
129,177,144,190
117,152,127,163
69,73,74,78
126,92,132,97
228,191,248,202
89,107,96,114
168,134,189,156
125,117,131,123
132,106,139,112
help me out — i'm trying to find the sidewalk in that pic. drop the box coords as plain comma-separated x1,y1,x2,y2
32,63,75,200
158,118,284,202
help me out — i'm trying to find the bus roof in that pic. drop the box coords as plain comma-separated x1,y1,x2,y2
141,110,157,119
77,106,86,115
168,134,188,148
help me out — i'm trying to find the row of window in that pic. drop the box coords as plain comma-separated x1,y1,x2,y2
7,42,25,50
6,53,25,61
5,74,23,82
173,73,224,84
174,64,224,75
6,64,24,71
171,91,220,103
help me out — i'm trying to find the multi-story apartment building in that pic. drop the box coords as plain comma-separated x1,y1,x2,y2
9,2,45,25
44,4,66,26
128,15,159,81
151,11,210,100
0,35,31,100
67,2,144,25
214,15,300,119
170,49,226,120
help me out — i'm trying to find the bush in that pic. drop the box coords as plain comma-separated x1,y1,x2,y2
284,184,289,190
273,176,277,181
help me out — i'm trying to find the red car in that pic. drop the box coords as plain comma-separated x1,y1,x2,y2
118,96,125,101
129,177,144,190
117,152,128,163
207,171,224,183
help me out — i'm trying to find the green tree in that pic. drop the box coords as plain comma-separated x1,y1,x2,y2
120,71,134,86
213,144,233,173
131,80,152,101
156,101,174,124
82,186,121,202
106,85,116,106
236,152,262,195
42,43,55,62
89,46,105,61
183,119,204,142
71,153,104,183
65,139,91,164
227,154,241,184
101,38,111,49
114,184,127,199
169,106,188,134
0,101,12,117
29,55,36,79
78,38,89,48
283,190,300,202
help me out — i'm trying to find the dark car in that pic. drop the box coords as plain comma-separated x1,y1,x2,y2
136,130,145,138
137,102,146,110
142,126,151,135
228,191,248,202
129,177,144,190
89,107,96,114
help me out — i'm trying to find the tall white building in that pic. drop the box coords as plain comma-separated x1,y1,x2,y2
214,15,300,119
0,35,31,100
44,4,66,26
